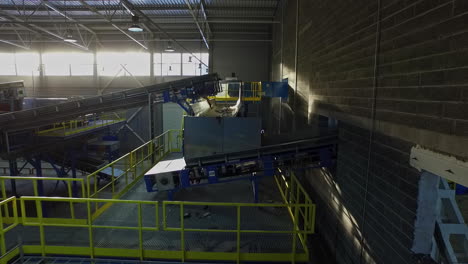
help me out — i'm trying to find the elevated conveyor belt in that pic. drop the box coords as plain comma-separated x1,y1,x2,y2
0,74,219,132
145,133,338,195
184,133,337,167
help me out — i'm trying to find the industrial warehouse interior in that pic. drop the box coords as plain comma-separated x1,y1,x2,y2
0,0,467,264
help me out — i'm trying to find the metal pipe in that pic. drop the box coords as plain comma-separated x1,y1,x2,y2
292,0,299,132
184,0,209,49
359,0,382,262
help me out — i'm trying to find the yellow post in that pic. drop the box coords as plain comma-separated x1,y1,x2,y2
133,151,137,179
291,204,299,264
20,199,26,224
155,203,159,230
81,179,86,198
138,203,144,260
111,164,115,195
87,176,91,198
125,163,129,186
168,130,172,153
93,174,98,197
162,203,167,230
158,137,162,158
86,200,94,258
236,205,241,264
36,197,46,257
180,203,185,262
67,182,75,220
0,200,5,256
1,179,9,218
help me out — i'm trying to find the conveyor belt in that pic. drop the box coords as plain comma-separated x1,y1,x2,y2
0,74,219,132
184,133,338,167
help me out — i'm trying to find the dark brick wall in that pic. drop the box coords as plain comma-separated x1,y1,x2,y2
273,0,468,263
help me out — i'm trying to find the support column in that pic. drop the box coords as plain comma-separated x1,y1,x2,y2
93,44,99,95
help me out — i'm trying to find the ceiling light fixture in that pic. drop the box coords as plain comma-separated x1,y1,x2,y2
128,16,143,32
165,41,175,52
63,29,77,43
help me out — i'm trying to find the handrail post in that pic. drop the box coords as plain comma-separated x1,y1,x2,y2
111,164,115,196
36,196,46,257
237,205,241,264
1,179,9,218
86,200,94,259
133,151,137,179
180,202,185,262
291,204,299,264
138,203,144,260
67,182,75,220
0,200,5,256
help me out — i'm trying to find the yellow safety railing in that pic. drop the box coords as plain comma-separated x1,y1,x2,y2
0,135,316,264
0,176,85,200
208,82,262,102
37,112,126,137
163,200,314,263
0,197,19,264
274,169,316,258
1,193,314,264
15,197,158,260
0,176,85,225
86,129,181,217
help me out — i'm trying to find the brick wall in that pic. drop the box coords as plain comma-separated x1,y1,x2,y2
273,0,468,263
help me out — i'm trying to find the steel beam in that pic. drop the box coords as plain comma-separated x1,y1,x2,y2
41,0,97,36
200,0,212,35
0,19,279,24
0,5,277,12
0,39,30,49
119,0,208,67
78,0,148,50
184,0,209,49
0,11,89,50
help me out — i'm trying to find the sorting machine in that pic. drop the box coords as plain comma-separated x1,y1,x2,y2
144,79,337,201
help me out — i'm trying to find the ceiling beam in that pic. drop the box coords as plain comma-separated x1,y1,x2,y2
0,11,89,51
0,19,279,24
0,5,277,12
42,0,97,35
0,39,30,50
2,38,272,44
0,29,271,35
41,0,101,47
200,0,212,34
184,0,209,49
119,0,208,68
77,0,147,50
